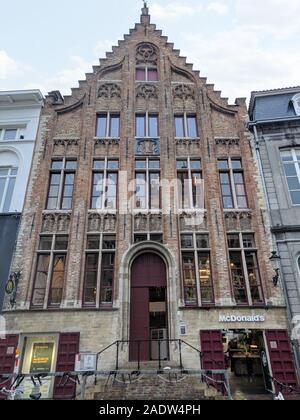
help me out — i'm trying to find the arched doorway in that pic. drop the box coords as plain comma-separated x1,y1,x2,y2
129,252,168,361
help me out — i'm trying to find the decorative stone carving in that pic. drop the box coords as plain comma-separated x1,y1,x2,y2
175,138,200,146
53,138,79,147
88,213,117,233
136,83,158,100
98,83,121,99
134,213,148,231
136,138,160,156
224,211,252,231
225,213,239,231
136,43,158,65
94,138,120,146
42,213,71,233
149,214,162,231
239,212,252,231
179,212,207,231
215,137,240,146
103,214,117,232
173,84,195,101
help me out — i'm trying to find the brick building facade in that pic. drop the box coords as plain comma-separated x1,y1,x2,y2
1,6,298,399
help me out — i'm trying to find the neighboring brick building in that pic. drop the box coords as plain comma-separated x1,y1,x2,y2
1,6,298,399
249,86,300,379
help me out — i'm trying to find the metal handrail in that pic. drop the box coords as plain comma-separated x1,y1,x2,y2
269,375,300,395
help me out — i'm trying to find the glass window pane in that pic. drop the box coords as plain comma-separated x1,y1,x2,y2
10,168,18,176
149,172,160,209
55,236,69,250
198,252,213,304
87,235,100,250
196,234,209,248
136,115,146,137
86,253,99,269
134,234,147,243
93,160,105,170
231,159,242,169
3,178,15,212
291,191,300,205
190,160,201,170
65,160,77,170
187,116,197,138
0,178,6,207
103,235,116,249
281,151,293,161
49,173,61,185
110,115,120,137
149,160,160,169
135,160,146,169
181,234,194,248
147,69,158,81
245,252,263,303
228,234,240,248
175,116,184,137
64,173,74,185
177,160,188,170
96,115,107,137
284,164,297,177
150,234,163,243
218,160,229,170
4,129,17,140
229,252,248,304
237,196,248,209
136,68,146,81
149,115,158,137
107,160,119,170
287,177,300,190
242,234,255,248
46,198,58,210
0,169,9,176
61,197,72,210
223,196,234,209
39,236,53,250
51,160,63,170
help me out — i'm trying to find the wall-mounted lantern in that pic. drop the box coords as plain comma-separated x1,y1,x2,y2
269,251,281,287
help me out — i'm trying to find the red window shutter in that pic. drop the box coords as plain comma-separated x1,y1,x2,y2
53,332,80,400
0,335,19,400
200,330,226,393
265,330,299,394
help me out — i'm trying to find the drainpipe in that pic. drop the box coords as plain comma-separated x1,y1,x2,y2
252,123,300,382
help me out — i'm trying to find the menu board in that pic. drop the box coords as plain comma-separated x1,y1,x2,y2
30,342,54,373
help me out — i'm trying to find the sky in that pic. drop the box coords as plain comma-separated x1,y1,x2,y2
0,0,300,103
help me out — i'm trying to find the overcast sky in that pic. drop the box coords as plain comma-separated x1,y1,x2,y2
0,0,299,103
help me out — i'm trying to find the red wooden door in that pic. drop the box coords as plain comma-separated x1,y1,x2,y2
130,253,166,361
53,332,80,400
0,335,18,400
265,330,298,393
129,288,149,361
200,330,226,392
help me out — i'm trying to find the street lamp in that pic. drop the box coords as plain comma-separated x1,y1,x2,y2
269,251,281,287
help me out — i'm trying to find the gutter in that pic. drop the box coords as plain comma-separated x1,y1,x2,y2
248,116,300,128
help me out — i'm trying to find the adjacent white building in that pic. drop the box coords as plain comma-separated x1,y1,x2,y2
0,90,44,309
0,90,44,213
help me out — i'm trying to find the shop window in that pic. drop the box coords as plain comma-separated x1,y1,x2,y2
218,158,248,209
91,158,118,210
135,158,161,210
46,159,77,210
174,114,198,138
31,235,69,308
83,234,116,307
96,113,120,138
181,233,214,306
228,233,264,306
177,158,203,209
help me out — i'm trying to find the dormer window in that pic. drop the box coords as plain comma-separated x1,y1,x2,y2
292,93,300,116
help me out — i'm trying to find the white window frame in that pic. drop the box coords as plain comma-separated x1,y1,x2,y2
281,149,300,206
0,166,18,212
0,126,26,141
96,112,120,139
135,66,158,82
177,157,203,211
91,157,119,211
174,113,199,139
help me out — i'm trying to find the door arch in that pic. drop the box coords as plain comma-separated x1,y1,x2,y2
129,252,168,361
